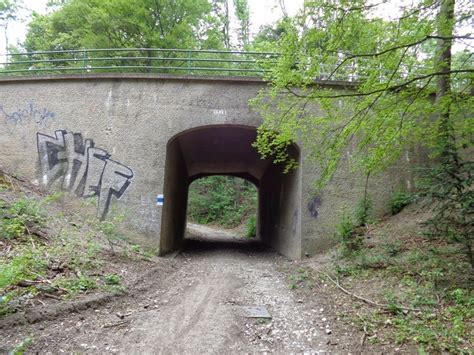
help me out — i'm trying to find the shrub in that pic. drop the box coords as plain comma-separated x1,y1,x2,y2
336,211,363,253
246,215,256,238
355,195,373,226
390,191,414,215
419,157,473,269
105,273,121,285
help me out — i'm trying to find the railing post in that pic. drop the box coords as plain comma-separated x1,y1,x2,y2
187,50,191,74
82,49,87,73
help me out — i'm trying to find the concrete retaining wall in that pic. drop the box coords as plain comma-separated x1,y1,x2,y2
0,74,421,259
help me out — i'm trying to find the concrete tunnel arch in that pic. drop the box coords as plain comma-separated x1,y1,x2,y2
159,124,302,259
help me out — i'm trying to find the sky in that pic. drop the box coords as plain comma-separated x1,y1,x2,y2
0,0,304,54
1,0,470,55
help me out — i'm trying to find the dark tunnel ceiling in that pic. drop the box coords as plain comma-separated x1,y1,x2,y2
176,126,271,182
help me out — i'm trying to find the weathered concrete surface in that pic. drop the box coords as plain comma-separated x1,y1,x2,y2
0,74,419,258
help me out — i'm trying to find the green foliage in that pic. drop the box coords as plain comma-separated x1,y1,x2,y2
22,0,224,52
337,238,473,352
246,215,256,238
0,247,47,290
419,156,474,268
0,0,22,53
336,211,355,240
289,267,313,290
188,176,257,228
0,197,46,239
390,297,473,353
251,0,473,190
390,190,414,215
336,210,363,253
251,0,472,276
248,19,291,52
382,240,404,257
96,213,125,252
233,0,250,48
56,276,97,294
10,336,33,355
355,195,373,226
0,188,146,315
42,191,64,204
104,273,121,285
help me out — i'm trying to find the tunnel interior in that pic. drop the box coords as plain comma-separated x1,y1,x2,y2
159,125,301,259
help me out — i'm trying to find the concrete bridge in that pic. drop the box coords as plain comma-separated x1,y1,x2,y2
0,73,419,259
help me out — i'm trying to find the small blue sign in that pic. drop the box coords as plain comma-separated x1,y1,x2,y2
156,194,164,206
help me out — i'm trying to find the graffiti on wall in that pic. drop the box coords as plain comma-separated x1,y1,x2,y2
37,130,134,219
1,103,55,132
308,196,322,218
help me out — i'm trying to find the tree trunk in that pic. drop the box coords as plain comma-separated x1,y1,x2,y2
4,22,8,56
224,0,230,49
435,0,456,159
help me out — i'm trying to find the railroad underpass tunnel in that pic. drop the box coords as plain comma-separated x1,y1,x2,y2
159,125,302,259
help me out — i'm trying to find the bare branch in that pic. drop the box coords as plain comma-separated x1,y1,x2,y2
319,1,388,14
398,0,441,21
327,35,472,81
317,270,424,312
284,69,473,100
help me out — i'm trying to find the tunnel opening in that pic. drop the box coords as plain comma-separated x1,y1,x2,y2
185,175,259,249
159,125,302,259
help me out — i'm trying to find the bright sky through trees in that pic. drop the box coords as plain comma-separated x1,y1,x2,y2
0,0,304,53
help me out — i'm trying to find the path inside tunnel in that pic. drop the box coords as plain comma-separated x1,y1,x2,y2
184,223,263,252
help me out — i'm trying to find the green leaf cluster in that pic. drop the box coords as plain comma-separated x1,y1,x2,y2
22,0,225,52
251,0,473,190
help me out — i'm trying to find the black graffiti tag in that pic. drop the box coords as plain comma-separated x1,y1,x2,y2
37,130,134,219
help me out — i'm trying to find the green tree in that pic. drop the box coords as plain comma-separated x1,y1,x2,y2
252,0,473,263
253,0,472,183
0,0,22,54
23,0,221,51
211,0,231,49
234,0,250,48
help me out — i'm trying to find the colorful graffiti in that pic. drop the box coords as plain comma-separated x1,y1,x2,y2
37,130,134,219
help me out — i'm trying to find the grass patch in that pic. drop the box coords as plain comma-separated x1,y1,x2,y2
55,276,98,295
0,197,46,239
289,267,314,290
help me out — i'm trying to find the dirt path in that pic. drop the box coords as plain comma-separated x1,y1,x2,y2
2,225,351,354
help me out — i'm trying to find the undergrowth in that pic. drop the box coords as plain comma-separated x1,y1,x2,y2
334,233,473,353
0,187,149,316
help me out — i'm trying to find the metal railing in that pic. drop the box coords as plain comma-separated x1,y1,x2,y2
0,48,278,77
0,48,442,86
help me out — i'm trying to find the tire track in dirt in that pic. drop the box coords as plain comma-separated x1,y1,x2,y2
2,226,334,354
116,255,247,354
